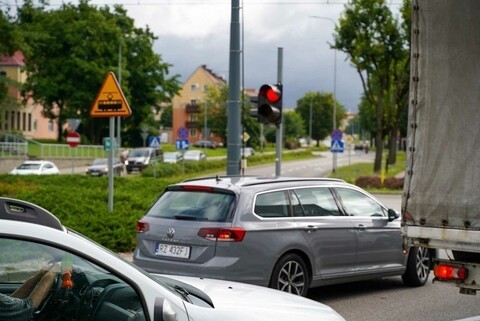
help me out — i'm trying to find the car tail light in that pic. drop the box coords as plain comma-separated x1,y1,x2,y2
181,185,214,192
198,228,246,242
136,220,150,233
434,264,468,281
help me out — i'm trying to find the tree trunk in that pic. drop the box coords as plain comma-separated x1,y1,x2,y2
388,127,397,165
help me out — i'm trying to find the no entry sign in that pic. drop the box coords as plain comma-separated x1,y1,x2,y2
67,132,80,148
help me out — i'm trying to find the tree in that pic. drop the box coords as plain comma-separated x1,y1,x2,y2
16,0,180,145
159,105,173,128
0,9,20,105
296,91,346,147
333,0,409,172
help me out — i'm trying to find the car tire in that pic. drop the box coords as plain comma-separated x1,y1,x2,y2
269,253,310,297
402,246,431,286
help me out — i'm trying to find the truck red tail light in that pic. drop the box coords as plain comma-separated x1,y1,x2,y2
198,227,246,242
136,220,150,233
434,264,468,281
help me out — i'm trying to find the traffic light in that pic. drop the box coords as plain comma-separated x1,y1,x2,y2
256,83,283,125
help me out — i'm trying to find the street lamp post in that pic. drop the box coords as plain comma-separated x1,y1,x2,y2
204,102,208,140
310,15,338,173
309,99,313,146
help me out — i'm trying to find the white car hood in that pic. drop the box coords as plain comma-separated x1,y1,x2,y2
154,274,345,321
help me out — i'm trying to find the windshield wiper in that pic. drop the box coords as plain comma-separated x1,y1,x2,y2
174,285,192,303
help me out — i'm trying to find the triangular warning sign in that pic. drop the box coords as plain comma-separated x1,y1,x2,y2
90,72,132,118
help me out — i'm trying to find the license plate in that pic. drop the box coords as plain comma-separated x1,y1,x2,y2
155,243,190,259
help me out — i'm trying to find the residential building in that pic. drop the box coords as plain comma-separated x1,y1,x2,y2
0,51,58,140
172,65,226,144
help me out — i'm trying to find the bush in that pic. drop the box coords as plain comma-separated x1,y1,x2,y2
355,176,382,189
383,177,404,189
355,176,404,190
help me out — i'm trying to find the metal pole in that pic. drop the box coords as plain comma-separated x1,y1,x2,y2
226,0,241,175
309,16,337,173
204,102,208,140
108,116,114,212
309,99,313,146
275,47,283,177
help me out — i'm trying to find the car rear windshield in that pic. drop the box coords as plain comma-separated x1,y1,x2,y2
146,190,235,222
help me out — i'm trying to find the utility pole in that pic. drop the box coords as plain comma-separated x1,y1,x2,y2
226,0,241,175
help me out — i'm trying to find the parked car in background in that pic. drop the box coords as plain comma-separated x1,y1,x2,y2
163,151,184,164
126,147,162,173
0,197,346,321
85,158,123,176
193,140,217,149
183,150,206,162
10,160,59,175
134,176,433,297
241,147,255,157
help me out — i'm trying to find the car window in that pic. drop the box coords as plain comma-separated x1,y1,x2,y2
293,188,340,216
0,238,146,320
335,188,386,217
254,191,290,218
146,191,235,222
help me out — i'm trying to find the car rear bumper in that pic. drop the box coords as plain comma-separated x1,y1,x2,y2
133,247,269,287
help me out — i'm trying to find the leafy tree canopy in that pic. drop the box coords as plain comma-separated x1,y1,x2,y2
16,0,180,145
296,91,346,146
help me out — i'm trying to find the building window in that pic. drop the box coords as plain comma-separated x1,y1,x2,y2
22,112,26,131
0,70,6,77
48,120,54,132
11,111,14,129
190,84,199,92
4,111,8,130
33,120,37,131
28,114,32,131
17,111,20,129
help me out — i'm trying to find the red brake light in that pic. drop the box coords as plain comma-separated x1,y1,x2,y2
136,220,149,233
434,264,468,281
181,185,214,192
198,227,246,242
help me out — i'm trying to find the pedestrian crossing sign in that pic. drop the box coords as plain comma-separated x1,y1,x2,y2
331,139,344,153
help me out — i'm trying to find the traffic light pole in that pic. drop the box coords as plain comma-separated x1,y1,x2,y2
275,48,283,177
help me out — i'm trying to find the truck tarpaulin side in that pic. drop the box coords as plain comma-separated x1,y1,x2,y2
402,0,480,254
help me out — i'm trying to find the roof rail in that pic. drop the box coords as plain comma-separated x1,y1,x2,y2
240,177,345,187
180,175,345,186
0,197,63,231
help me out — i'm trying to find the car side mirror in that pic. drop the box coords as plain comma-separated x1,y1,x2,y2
154,297,177,321
387,208,399,222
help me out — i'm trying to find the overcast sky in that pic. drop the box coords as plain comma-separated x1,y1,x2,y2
122,0,362,111
21,0,402,111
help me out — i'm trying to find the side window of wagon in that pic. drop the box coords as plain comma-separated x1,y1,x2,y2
294,188,340,216
254,191,290,218
335,188,386,217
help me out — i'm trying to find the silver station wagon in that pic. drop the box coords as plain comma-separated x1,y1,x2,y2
133,176,433,296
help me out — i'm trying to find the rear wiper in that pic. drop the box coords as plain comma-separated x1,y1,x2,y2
174,215,208,221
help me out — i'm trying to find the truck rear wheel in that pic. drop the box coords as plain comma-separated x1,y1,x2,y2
402,246,431,286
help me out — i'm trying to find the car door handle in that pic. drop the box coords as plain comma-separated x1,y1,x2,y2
356,224,366,231
304,225,320,232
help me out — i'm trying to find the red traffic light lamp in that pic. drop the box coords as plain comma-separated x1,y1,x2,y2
257,83,283,125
